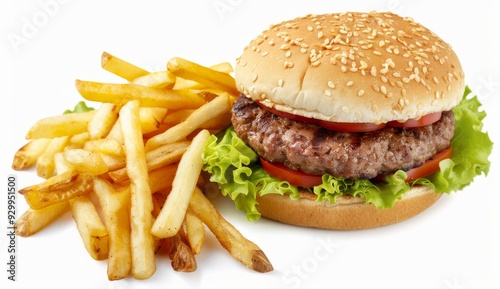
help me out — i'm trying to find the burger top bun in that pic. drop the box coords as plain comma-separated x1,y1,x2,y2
235,11,465,123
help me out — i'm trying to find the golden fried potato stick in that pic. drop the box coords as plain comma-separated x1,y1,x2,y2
63,149,109,175
139,107,168,134
169,232,197,272
36,136,70,179
148,164,178,193
26,110,97,139
145,93,231,151
75,80,206,109
88,102,120,140
151,130,210,238
15,201,69,237
19,170,93,210
11,138,51,170
101,51,149,81
93,178,131,280
119,100,156,279
132,71,176,89
167,57,239,96
189,187,273,273
108,141,189,183
185,210,205,255
83,138,124,157
69,194,109,260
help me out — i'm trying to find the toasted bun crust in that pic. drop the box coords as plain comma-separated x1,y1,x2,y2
256,186,441,230
235,12,465,123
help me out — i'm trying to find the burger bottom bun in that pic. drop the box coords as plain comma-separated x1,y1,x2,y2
256,186,442,230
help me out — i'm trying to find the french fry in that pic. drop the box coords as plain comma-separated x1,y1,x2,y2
119,100,156,279
93,178,131,280
68,132,90,149
189,187,273,273
139,107,168,134
83,138,124,157
75,80,206,109
101,51,149,81
64,149,109,175
167,57,239,96
11,138,51,170
151,129,210,238
145,93,231,151
106,118,124,143
36,136,70,179
169,233,197,272
148,164,178,193
132,71,176,89
88,102,120,140
26,110,97,139
172,61,234,90
53,152,73,175
108,141,189,183
15,201,69,237
69,194,109,260
19,170,93,210
185,210,205,255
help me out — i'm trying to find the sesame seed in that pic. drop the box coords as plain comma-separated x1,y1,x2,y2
380,85,387,95
317,31,324,38
346,81,353,87
358,90,365,96
327,81,336,89
325,89,332,96
252,74,258,82
370,66,377,77
342,106,350,113
261,51,269,57
307,26,313,31
372,84,380,92
285,51,292,58
312,60,321,67
283,61,294,68
278,79,284,87
280,44,290,50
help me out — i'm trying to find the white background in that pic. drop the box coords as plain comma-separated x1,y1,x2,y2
1,1,499,289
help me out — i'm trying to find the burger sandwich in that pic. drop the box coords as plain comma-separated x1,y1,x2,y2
202,11,493,229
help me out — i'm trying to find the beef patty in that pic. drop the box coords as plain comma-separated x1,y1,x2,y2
231,95,455,179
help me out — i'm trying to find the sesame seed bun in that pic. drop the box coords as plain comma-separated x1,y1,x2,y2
235,11,465,123
256,186,442,230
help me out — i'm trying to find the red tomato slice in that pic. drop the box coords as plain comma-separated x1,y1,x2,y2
387,112,442,128
260,157,323,187
257,102,317,124
404,146,452,182
257,101,442,132
317,120,386,132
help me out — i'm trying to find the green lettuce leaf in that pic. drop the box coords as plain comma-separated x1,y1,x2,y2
63,101,95,114
202,87,493,221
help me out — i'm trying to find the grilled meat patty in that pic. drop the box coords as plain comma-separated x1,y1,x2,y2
231,95,455,179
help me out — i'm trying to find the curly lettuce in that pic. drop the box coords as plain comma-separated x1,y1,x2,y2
202,87,493,221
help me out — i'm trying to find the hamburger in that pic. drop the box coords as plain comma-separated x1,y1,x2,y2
202,11,493,229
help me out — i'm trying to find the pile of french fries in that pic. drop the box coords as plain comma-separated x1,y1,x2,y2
12,52,273,280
